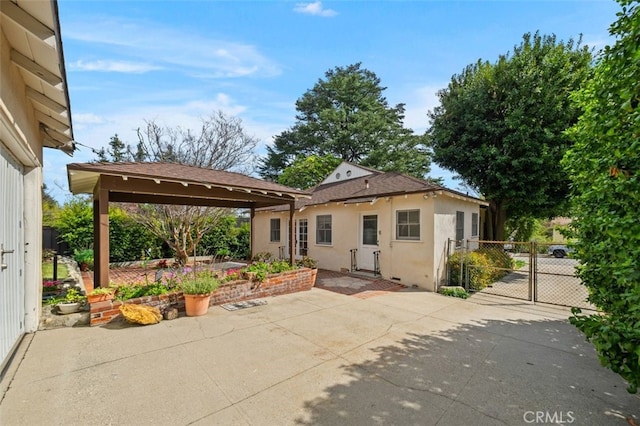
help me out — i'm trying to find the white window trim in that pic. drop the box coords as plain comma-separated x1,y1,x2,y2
396,209,421,241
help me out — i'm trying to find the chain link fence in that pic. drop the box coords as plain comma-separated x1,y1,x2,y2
446,239,593,310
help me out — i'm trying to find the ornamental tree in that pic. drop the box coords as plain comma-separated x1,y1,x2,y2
428,32,592,240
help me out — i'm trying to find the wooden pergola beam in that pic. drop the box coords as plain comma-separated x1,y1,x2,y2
110,192,256,209
100,175,292,205
89,173,303,287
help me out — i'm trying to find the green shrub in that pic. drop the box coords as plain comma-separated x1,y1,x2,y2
199,216,250,260
438,286,469,299
73,249,94,271
477,247,514,280
244,260,297,282
562,0,640,393
448,251,493,291
109,207,163,262
115,282,173,301
55,196,94,253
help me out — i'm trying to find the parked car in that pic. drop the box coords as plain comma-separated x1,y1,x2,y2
547,244,574,258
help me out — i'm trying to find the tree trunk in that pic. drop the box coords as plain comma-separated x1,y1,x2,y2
486,200,507,241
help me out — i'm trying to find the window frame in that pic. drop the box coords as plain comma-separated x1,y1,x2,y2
270,218,281,243
471,212,479,237
316,214,332,245
396,209,421,241
455,211,465,243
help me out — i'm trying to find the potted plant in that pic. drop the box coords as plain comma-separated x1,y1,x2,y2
86,286,115,304
56,287,87,314
180,271,220,316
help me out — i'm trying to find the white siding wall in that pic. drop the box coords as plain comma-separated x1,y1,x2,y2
0,29,46,366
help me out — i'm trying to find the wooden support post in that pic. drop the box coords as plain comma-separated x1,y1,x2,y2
289,202,295,266
93,180,110,287
250,207,255,261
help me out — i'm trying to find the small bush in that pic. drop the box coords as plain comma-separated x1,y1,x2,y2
448,251,493,290
74,249,94,271
438,286,469,299
180,270,220,295
477,247,514,280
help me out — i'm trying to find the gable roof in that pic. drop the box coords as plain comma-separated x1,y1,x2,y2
319,161,379,185
260,168,486,212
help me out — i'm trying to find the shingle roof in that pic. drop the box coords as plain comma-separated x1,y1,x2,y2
67,162,310,198
261,170,486,212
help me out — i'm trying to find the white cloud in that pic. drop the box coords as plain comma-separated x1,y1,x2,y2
64,17,281,78
70,59,161,74
73,112,105,124
293,2,337,17
400,84,444,134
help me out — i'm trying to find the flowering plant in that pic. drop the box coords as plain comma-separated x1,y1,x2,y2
222,268,241,282
43,280,62,291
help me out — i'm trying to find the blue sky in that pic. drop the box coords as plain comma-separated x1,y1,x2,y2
46,0,621,202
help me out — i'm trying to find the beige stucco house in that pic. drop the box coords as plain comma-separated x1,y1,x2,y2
0,0,74,368
253,162,488,291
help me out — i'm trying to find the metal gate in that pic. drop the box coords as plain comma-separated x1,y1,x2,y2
0,144,25,368
446,240,592,310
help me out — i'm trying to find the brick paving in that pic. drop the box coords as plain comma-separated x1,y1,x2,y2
315,269,406,298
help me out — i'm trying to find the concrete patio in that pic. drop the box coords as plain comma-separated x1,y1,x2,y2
1,287,638,425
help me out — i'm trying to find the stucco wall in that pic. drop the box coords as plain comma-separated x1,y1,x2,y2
432,195,482,289
254,192,482,292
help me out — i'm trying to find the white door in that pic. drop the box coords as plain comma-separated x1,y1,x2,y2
358,214,378,270
285,219,309,259
0,144,25,367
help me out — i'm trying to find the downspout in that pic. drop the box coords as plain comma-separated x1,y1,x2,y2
389,195,394,279
249,206,255,260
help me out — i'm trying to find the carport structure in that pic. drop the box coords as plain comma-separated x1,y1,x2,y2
67,162,310,287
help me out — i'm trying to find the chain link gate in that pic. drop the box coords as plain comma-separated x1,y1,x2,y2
446,239,593,310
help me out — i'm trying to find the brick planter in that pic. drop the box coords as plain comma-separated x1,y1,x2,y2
90,268,315,326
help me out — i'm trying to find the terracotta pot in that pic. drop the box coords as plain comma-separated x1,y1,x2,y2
87,293,114,304
184,293,211,316
311,268,318,286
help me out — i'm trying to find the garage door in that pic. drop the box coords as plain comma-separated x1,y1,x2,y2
0,144,25,368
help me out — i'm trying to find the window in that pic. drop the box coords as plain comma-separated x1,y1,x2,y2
471,212,479,237
316,215,332,245
456,211,465,242
298,219,308,256
396,209,420,240
270,218,281,242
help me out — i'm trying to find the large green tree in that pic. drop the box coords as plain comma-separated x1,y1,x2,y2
260,63,431,182
428,32,593,240
277,154,342,189
563,0,640,393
